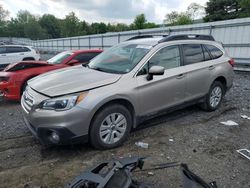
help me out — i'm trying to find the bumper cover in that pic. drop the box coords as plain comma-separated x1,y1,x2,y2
23,116,88,145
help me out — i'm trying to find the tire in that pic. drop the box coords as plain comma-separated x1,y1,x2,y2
201,81,225,111
90,104,132,150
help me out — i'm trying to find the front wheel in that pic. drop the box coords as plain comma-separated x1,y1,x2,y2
201,81,225,111
90,104,132,150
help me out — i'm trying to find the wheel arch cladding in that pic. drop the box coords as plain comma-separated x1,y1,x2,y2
214,76,227,91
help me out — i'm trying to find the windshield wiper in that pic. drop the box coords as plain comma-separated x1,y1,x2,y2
82,64,89,68
89,66,124,74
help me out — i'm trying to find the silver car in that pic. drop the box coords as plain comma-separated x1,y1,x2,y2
21,35,234,149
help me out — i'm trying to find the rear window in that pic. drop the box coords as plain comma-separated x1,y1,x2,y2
22,47,31,52
183,44,204,65
205,44,223,59
202,45,212,61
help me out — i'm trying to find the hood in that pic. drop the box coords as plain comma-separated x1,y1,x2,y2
28,65,121,97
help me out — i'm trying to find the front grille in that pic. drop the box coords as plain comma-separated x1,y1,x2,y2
21,89,34,113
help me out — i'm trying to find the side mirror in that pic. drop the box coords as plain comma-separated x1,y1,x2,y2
67,59,79,66
147,66,165,81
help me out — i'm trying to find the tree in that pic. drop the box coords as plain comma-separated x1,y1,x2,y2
175,13,193,25
164,11,179,25
133,14,147,29
204,0,241,22
239,0,250,17
16,10,35,23
0,4,9,22
164,11,193,25
39,14,61,38
61,12,81,37
187,3,205,21
23,19,48,39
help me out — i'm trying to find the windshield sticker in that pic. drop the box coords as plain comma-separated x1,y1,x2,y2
136,45,152,49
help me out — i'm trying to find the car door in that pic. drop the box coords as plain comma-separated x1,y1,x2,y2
136,45,187,116
181,44,213,101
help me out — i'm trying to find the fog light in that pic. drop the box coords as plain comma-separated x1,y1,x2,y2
50,131,60,143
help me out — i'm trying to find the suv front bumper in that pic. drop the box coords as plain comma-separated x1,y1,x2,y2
23,116,88,145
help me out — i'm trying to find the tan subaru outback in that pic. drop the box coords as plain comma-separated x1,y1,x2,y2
21,34,234,149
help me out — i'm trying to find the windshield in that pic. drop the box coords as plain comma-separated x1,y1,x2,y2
88,43,152,74
47,51,73,64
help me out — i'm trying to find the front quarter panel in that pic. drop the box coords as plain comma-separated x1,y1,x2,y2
77,76,139,127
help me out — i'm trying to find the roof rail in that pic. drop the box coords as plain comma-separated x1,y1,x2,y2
158,34,215,43
127,34,168,41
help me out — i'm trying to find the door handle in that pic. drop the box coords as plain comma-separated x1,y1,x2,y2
19,53,24,55
177,74,185,79
208,65,215,70
1,54,6,56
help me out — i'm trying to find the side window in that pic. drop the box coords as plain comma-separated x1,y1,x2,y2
0,47,6,54
183,44,204,65
202,45,212,61
149,45,181,69
22,47,31,52
205,44,223,59
6,46,24,53
74,52,100,62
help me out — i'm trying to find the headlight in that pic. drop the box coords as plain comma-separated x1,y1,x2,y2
40,92,88,111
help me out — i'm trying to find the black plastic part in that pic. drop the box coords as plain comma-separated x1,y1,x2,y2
65,157,146,188
181,163,217,188
159,34,215,43
65,157,218,188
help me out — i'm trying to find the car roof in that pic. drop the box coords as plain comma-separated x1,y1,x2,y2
0,45,31,48
122,34,217,46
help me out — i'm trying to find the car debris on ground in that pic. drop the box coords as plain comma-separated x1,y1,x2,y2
237,149,250,160
240,115,250,120
135,142,149,149
220,120,239,126
65,156,218,188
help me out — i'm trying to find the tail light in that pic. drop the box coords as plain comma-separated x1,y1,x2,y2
228,58,235,67
0,76,9,82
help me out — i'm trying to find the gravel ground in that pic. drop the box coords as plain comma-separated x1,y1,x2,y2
0,72,250,188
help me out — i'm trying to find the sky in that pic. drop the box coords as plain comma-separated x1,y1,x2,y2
0,0,208,24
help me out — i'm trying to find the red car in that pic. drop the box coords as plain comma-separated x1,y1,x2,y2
0,49,102,101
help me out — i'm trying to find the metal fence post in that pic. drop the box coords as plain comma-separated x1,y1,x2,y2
101,35,104,49
209,25,214,35
88,37,91,49
63,39,65,50
70,38,72,49
118,33,120,43
78,37,80,49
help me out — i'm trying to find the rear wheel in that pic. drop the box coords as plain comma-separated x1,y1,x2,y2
90,104,132,150
201,81,225,111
